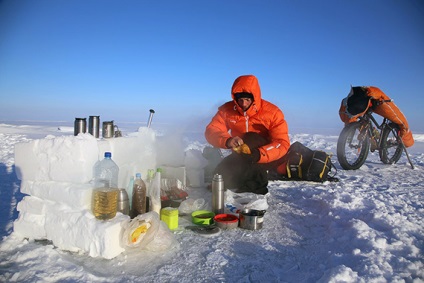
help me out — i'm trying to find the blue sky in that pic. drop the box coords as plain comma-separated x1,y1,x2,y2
1,0,423,132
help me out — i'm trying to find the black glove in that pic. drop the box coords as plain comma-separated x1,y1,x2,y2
241,148,260,163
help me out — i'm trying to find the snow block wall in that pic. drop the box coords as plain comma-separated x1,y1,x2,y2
13,127,157,259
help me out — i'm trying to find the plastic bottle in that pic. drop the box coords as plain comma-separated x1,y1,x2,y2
145,169,155,212
131,173,147,218
126,175,134,211
212,174,224,214
150,168,162,215
92,152,119,220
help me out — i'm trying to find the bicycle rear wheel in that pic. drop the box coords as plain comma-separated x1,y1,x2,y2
379,123,403,164
337,122,370,170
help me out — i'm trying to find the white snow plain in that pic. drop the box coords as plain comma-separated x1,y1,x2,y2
0,121,423,282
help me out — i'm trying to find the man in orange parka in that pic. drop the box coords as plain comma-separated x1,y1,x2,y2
205,75,290,186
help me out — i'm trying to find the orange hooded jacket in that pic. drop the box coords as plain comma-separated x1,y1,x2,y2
205,75,290,163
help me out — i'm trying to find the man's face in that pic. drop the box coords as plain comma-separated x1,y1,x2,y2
237,98,253,111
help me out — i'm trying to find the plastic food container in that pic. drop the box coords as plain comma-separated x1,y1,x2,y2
191,210,215,225
213,214,239,230
160,207,179,230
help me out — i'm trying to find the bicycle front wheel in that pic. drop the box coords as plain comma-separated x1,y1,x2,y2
337,122,370,170
379,123,403,164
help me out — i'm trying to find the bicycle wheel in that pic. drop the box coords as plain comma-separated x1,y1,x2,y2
337,122,370,170
379,123,403,164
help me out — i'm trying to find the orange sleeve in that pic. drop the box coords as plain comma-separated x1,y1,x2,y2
205,107,232,149
257,106,290,163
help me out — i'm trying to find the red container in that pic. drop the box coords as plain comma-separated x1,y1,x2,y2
213,214,239,229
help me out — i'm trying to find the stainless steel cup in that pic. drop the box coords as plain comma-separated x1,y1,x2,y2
102,121,114,138
239,209,266,230
117,188,130,215
88,116,100,138
114,125,122,137
74,118,87,136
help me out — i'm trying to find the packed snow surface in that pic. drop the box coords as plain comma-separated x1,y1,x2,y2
0,122,423,282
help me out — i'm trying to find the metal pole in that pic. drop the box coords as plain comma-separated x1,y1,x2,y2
147,109,155,128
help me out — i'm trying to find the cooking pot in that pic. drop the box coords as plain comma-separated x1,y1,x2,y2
239,209,266,230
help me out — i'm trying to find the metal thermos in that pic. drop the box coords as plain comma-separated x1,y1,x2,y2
88,116,100,138
74,118,87,136
117,188,130,215
212,174,224,214
102,121,114,138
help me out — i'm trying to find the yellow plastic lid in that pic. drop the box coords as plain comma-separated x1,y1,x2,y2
161,207,178,216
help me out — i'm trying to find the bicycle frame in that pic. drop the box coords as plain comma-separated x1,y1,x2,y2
356,111,380,147
357,110,414,169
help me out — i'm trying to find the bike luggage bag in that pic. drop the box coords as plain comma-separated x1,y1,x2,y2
339,86,414,147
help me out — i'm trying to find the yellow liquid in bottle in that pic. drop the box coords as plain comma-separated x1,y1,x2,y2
92,188,119,220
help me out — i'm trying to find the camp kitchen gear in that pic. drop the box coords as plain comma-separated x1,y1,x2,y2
88,116,100,138
160,207,179,230
74,118,87,136
213,214,238,230
191,210,215,225
114,125,122,137
211,174,224,214
185,225,221,237
117,188,129,215
147,109,155,128
239,209,266,230
102,121,114,138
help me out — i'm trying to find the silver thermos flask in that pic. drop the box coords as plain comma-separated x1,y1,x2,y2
117,188,130,215
212,174,224,214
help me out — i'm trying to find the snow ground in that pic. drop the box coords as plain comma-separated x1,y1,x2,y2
0,122,423,282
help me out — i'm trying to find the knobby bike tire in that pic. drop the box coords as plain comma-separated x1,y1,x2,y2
337,122,370,170
379,123,403,164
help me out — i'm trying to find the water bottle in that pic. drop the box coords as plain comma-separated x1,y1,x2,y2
150,168,162,215
212,174,224,214
126,175,134,211
145,169,155,212
92,152,119,220
131,173,147,218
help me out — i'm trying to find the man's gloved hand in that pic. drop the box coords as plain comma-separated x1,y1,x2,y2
226,136,243,149
233,143,251,154
233,144,260,163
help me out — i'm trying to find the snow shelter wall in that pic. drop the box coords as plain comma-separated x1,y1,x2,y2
13,127,157,259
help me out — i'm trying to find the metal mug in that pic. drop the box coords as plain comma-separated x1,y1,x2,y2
114,125,122,137
102,121,114,138
88,116,100,138
74,118,87,136
239,209,266,230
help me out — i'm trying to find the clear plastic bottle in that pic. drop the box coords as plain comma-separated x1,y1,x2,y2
131,173,147,218
150,168,162,215
145,169,155,212
92,152,119,220
126,175,135,211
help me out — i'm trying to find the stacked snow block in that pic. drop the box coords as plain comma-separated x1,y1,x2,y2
13,127,157,259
